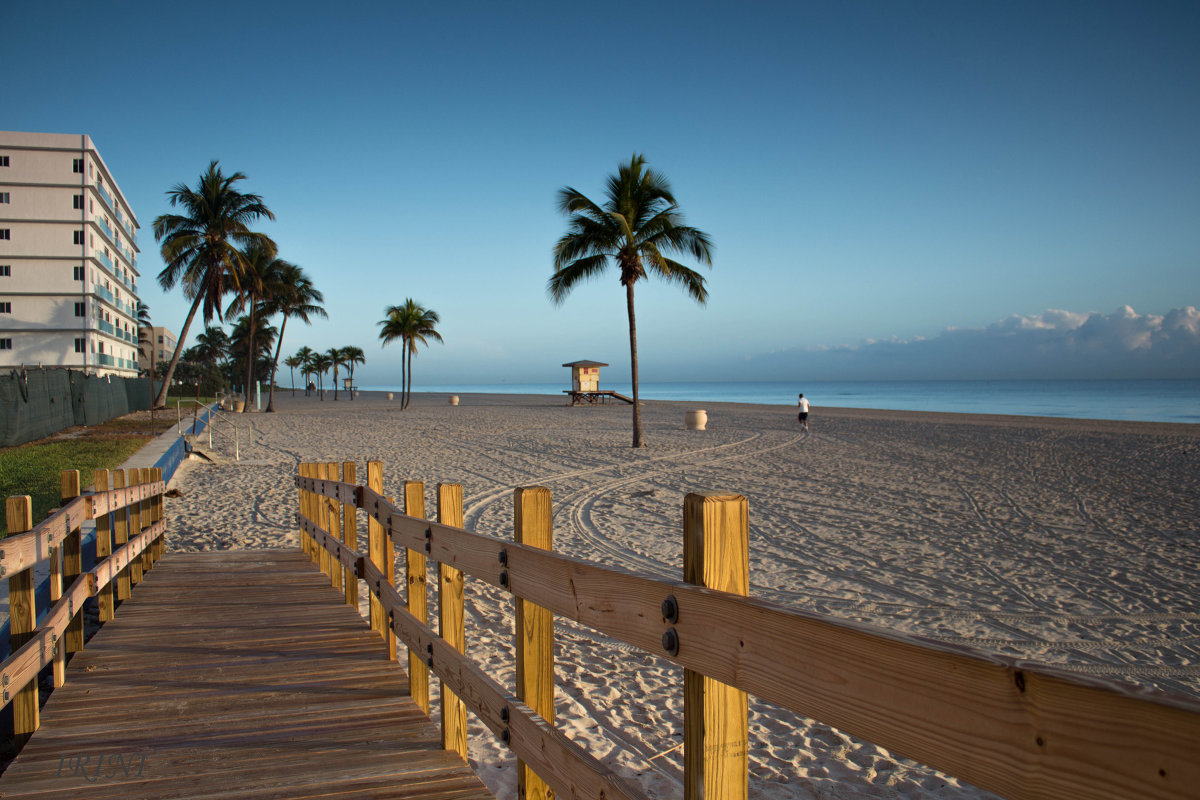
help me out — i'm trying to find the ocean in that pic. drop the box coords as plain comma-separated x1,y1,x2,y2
358,380,1200,425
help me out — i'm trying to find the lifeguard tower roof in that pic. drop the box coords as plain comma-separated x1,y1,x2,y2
562,360,609,368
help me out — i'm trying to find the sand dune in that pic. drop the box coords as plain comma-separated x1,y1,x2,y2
161,391,1200,799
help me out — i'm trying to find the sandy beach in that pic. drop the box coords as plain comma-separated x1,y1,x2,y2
160,391,1200,799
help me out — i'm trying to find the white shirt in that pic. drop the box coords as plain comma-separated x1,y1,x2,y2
798,397,809,413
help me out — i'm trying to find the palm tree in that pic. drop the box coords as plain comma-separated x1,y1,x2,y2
549,154,714,447
152,161,275,408
192,326,230,373
294,346,315,396
326,348,344,400
228,315,277,405
310,351,333,400
378,299,442,409
340,346,365,399
224,238,282,412
263,263,325,412
284,354,303,396
135,301,153,376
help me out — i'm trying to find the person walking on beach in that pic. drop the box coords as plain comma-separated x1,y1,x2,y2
797,393,810,431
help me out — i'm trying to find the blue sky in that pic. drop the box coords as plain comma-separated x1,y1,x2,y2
8,0,1199,384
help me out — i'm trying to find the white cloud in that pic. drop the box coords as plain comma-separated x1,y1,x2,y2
743,306,1200,380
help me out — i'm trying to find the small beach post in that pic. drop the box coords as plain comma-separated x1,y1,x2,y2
683,492,750,800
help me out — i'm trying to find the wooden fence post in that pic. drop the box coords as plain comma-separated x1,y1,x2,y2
300,462,314,560
138,467,153,577
112,470,131,601
683,492,750,800
366,461,396,660
328,463,343,593
438,483,468,761
316,463,333,580
94,470,114,623
46,498,65,688
62,470,84,654
129,469,145,586
152,467,165,563
404,480,430,715
5,496,38,746
514,486,554,800
341,461,357,607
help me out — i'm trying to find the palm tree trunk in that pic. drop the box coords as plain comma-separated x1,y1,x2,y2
266,316,288,412
289,365,295,397
243,303,257,413
400,337,409,410
626,283,643,448
153,292,205,409
405,346,413,410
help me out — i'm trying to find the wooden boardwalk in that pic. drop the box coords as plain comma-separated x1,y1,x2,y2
0,550,493,799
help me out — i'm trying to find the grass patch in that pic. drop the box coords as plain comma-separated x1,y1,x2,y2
1,439,150,531
0,409,186,533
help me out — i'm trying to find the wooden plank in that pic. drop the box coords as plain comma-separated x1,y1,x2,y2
93,469,115,623
0,495,90,578
129,469,145,586
111,469,132,601
342,461,358,607
438,483,468,761
62,470,85,654
0,550,492,800
366,461,396,660
683,493,749,800
404,480,430,715
514,486,554,800
5,495,38,746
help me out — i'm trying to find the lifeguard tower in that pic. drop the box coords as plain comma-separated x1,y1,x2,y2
562,360,633,405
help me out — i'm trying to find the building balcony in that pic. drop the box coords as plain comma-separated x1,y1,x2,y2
98,320,115,335
96,251,114,271
98,218,115,240
96,184,114,211
94,284,114,304
98,354,114,367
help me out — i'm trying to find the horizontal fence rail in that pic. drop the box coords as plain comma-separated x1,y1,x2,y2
296,463,1200,800
2,468,166,752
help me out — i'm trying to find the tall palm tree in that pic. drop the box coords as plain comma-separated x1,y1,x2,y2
224,238,282,412
294,345,315,396
284,354,303,397
340,346,365,399
549,154,714,447
378,300,442,409
263,263,325,412
310,351,333,401
229,315,277,404
326,348,344,401
135,301,152,376
152,161,275,408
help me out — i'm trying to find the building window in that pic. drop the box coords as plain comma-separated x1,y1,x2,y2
73,266,84,281
73,158,84,173
75,302,85,317
0,229,9,240
0,193,9,204
73,194,83,210
0,156,10,167
0,265,10,277
0,339,12,350
74,230,84,245
75,338,85,353
0,302,10,313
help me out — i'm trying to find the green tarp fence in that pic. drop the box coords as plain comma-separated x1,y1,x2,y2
0,368,153,448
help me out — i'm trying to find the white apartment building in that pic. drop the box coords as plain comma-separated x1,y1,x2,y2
0,131,142,377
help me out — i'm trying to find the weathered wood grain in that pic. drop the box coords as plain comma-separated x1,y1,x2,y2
438,482,468,762
0,550,493,800
404,479,430,716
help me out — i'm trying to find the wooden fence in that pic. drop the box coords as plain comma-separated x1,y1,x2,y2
1,468,166,751
296,461,1200,800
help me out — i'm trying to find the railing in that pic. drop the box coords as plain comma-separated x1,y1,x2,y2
181,401,250,461
296,460,1200,800
95,251,113,271
1,468,166,751
94,183,114,211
